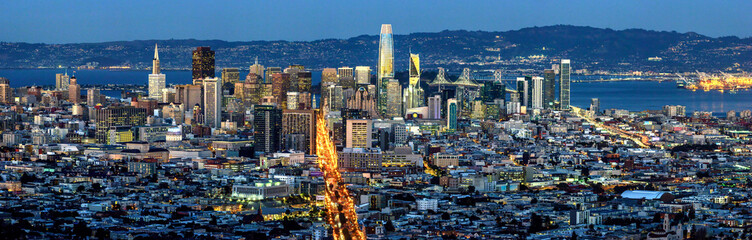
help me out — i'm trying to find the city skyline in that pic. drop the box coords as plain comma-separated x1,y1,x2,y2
2,1,752,44
2,3,752,240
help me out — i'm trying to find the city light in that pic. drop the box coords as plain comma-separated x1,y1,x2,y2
316,113,366,240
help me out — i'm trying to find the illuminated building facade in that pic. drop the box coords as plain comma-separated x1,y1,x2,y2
590,98,600,114
543,69,556,109
531,76,544,110
56,72,70,91
69,76,81,104
346,119,372,148
447,98,457,130
378,24,394,115
95,106,147,143
282,109,317,154
338,67,355,89
386,79,402,118
253,105,282,153
355,66,371,85
271,73,291,109
428,95,441,119
249,57,264,80
338,148,382,172
192,47,215,85
559,59,571,110
203,77,221,129
0,78,11,104
404,53,424,110
148,44,166,100
346,87,378,118
221,68,240,85
298,71,313,93
321,68,338,110
87,88,100,106
232,180,289,200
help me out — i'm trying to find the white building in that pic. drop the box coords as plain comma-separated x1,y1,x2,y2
203,77,221,129
416,198,438,211
346,119,372,148
148,44,166,100
232,179,289,200
531,76,543,110
427,95,441,119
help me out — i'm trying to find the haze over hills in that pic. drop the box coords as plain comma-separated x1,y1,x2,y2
1,25,751,73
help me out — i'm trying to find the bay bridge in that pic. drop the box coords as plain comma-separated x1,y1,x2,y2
430,68,675,93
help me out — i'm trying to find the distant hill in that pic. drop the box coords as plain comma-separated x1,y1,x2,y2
1,25,751,72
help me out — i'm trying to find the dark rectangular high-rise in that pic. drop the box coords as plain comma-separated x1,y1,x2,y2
253,105,282,154
516,77,529,107
480,81,505,103
192,47,215,84
543,69,556,109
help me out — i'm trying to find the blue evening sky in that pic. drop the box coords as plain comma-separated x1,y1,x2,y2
2,0,751,43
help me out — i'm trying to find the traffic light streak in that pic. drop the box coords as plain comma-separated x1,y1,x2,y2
316,113,366,240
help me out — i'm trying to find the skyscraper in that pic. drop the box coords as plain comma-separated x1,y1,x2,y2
297,71,312,93
281,109,317,154
175,84,203,113
151,44,160,74
559,59,571,110
69,76,81,104
408,53,420,87
0,78,11,104
87,88,101,106
249,57,265,80
192,47,215,85
327,85,344,113
271,73,291,109
56,72,70,91
284,66,303,92
428,95,441,119
286,92,299,110
346,119,372,148
386,79,402,118
516,77,528,107
543,69,556,109
238,73,262,107
221,68,240,85
346,87,378,118
404,53,424,110
447,98,458,130
253,105,282,153
590,98,600,114
338,67,355,89
203,77,221,129
320,68,338,111
531,76,544,110
480,81,505,103
95,106,147,143
322,68,338,85
377,24,394,115
148,44,166,100
355,66,371,85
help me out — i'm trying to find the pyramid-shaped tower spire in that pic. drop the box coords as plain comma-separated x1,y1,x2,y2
152,44,159,60
152,44,161,74
154,44,159,60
